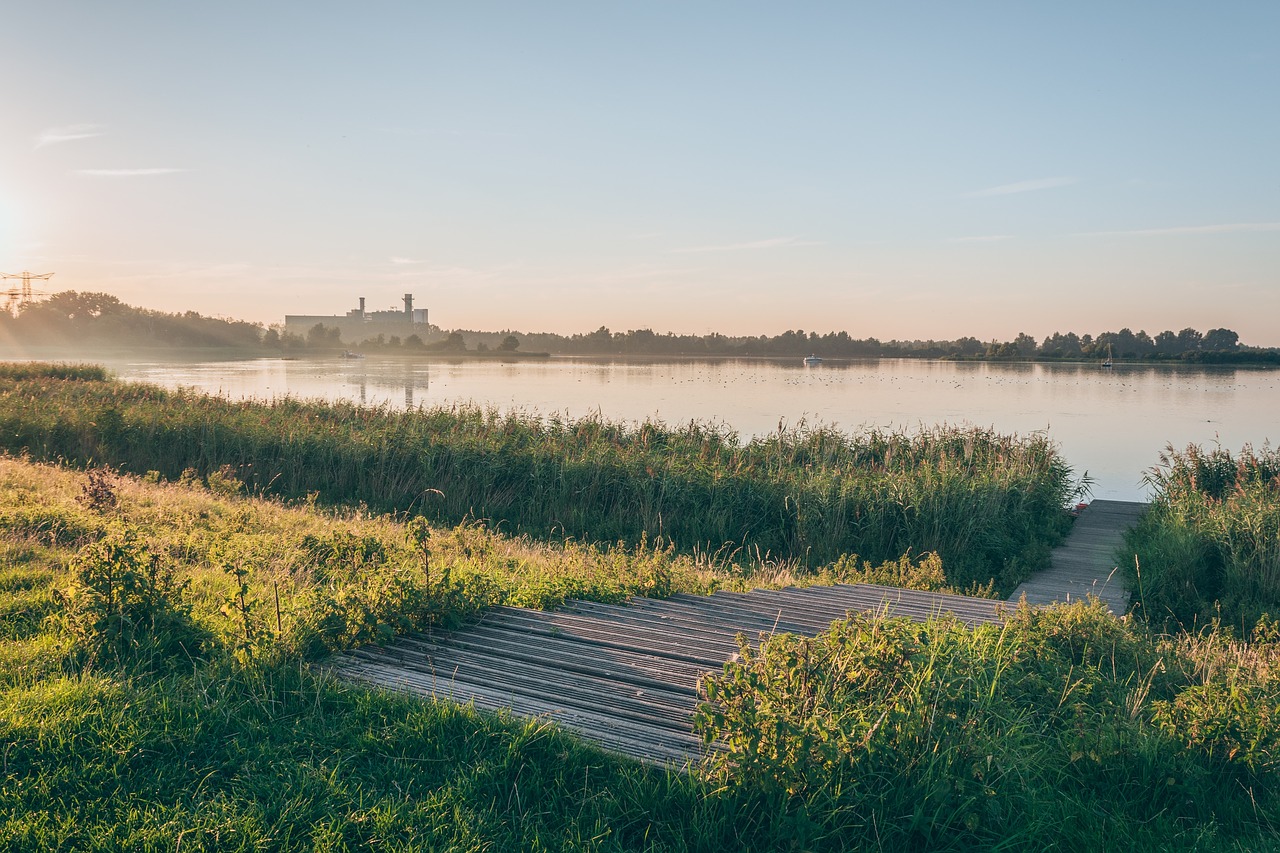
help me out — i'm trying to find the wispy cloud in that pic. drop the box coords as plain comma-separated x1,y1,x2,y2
1081,221,1280,237
965,177,1078,197
35,123,105,148
389,256,425,265
76,168,186,177
946,235,1013,244
671,236,821,254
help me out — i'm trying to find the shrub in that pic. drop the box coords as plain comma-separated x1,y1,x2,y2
52,523,208,667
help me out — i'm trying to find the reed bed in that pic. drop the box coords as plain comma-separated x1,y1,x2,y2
0,364,1075,591
1125,443,1280,632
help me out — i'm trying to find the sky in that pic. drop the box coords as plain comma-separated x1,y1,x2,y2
3,2,1278,343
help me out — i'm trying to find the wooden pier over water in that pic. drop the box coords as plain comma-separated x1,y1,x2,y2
332,500,1148,764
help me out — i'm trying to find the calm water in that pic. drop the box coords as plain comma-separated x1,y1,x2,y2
102,355,1279,502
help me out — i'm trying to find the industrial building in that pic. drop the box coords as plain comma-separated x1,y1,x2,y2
284,294,429,342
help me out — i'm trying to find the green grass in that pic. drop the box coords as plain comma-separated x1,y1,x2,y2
0,362,1078,592
1124,442,1280,633
1,457,1278,849
697,604,1280,850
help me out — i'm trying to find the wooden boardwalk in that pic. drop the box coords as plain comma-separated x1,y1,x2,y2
330,584,1006,765
332,501,1147,764
1008,499,1147,614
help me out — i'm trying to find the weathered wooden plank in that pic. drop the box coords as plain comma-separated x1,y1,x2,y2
335,502,1143,766
1007,500,1145,614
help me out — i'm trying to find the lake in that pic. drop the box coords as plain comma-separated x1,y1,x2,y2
100,355,1279,502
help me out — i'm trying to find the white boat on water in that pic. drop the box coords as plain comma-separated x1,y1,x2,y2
1101,343,1113,368
804,354,822,365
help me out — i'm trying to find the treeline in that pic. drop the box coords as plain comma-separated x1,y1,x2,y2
453,324,1279,362
3,291,1277,363
0,291,263,348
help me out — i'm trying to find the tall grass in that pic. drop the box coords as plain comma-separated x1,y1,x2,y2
1125,443,1280,631
3,456,1277,850
0,363,1076,590
697,603,1280,850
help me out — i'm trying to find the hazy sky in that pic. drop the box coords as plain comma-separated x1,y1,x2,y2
4,3,1278,342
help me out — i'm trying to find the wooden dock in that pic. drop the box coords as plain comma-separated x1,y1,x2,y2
330,584,1006,765
1007,499,1147,614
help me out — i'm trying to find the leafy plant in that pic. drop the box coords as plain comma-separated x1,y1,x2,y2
52,523,207,667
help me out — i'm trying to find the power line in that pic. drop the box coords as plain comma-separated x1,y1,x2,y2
0,271,54,314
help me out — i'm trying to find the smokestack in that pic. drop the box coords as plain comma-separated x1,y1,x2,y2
403,293,413,317
358,297,366,318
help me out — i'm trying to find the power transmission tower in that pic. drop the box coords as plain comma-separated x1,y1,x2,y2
0,271,54,314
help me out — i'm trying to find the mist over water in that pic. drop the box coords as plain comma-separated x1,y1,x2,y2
103,356,1279,503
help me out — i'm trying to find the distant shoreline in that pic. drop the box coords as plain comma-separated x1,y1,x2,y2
2,345,1279,371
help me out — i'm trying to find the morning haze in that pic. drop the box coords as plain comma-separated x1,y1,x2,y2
3,4,1278,343
6,6,1280,850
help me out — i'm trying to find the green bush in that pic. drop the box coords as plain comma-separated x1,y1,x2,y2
52,524,208,667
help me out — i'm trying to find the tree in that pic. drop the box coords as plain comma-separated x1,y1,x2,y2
1202,328,1239,352
1176,328,1203,352
1041,332,1082,358
307,323,342,346
1153,330,1180,356
437,331,466,352
497,335,520,352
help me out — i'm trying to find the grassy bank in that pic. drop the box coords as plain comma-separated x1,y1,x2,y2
697,605,1280,850
0,363,1077,592
3,457,1278,850
1123,443,1280,633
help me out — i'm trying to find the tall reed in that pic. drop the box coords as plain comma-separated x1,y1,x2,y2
0,364,1077,589
1126,442,1280,631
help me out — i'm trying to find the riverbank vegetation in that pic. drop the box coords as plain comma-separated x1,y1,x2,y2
3,290,1277,364
0,364,1077,593
1123,442,1280,634
697,604,1279,850
0,454,896,850
2,456,1276,850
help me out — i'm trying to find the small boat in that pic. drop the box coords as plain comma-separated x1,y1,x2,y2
1101,343,1113,368
341,350,365,359
803,354,822,365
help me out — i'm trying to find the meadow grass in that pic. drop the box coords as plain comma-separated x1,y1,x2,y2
1124,442,1280,633
0,363,1076,592
1,457,1278,849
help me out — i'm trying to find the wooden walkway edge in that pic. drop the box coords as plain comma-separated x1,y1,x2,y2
329,584,1005,765
1007,499,1147,614
332,500,1148,764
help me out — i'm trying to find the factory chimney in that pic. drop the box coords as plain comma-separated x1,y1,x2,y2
403,293,413,317
358,297,366,318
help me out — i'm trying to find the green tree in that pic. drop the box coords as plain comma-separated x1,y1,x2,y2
1202,328,1239,352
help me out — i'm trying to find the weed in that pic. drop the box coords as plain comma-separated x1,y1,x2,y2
50,523,207,668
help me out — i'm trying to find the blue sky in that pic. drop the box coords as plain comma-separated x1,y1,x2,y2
3,2,1278,342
